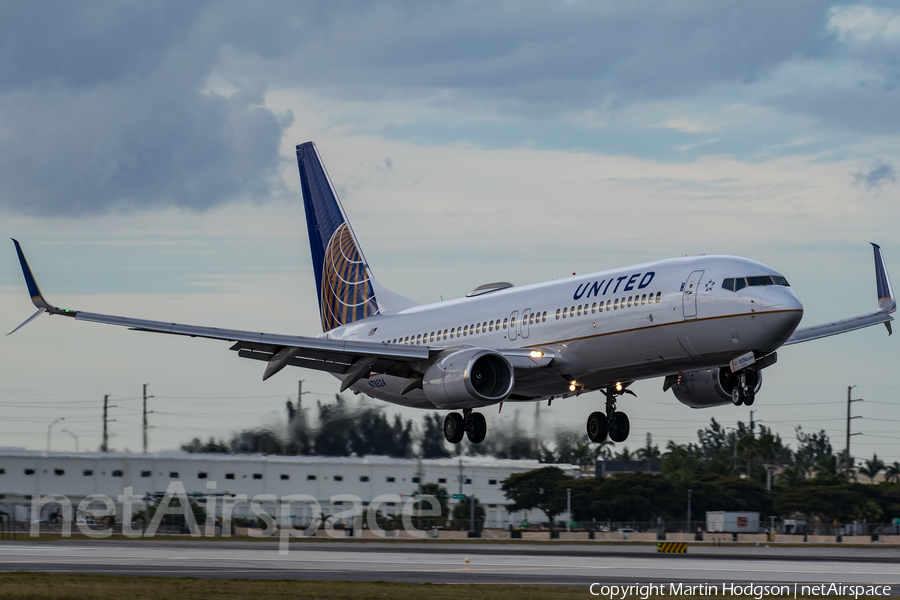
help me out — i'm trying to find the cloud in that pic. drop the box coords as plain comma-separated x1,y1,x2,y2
0,1,292,216
853,162,896,191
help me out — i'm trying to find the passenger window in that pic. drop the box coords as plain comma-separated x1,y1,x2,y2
488,320,493,331
404,336,409,344
430,332,435,342
722,278,735,292
476,323,481,334
641,294,647,305
483,321,487,331
570,306,575,316
563,307,568,318
463,325,468,336
510,317,516,328
606,300,611,310
627,296,633,307
734,278,747,291
443,329,448,340
529,314,534,325
416,334,422,344
655,292,661,302
542,311,547,322
576,305,581,316
503,318,508,329
591,302,596,313
450,328,455,338
556,309,561,320
614,298,619,309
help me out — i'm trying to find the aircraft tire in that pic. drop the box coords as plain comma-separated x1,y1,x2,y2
609,412,630,443
731,386,744,406
466,412,487,444
444,412,465,444
743,387,755,406
587,411,608,442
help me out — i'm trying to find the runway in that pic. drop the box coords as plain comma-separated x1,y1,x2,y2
0,540,898,590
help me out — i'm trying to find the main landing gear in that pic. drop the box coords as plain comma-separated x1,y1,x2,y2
587,386,633,443
444,408,487,444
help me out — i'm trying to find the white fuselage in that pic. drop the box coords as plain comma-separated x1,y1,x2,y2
325,255,804,409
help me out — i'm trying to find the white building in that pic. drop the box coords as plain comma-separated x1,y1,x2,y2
0,451,577,529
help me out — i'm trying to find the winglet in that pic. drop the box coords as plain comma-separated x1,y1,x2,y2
9,240,73,334
871,243,895,315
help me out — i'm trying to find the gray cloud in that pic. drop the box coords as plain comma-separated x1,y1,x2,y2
853,162,896,191
0,1,291,216
220,0,834,112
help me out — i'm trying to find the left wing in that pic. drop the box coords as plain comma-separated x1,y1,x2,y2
784,243,895,345
10,240,555,389
9,239,429,386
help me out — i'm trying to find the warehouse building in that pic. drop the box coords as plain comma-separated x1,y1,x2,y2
0,450,577,529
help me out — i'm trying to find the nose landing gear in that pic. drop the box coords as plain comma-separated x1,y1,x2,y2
586,386,633,443
730,372,756,406
443,408,487,444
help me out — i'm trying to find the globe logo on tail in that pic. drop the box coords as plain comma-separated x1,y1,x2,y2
320,223,379,331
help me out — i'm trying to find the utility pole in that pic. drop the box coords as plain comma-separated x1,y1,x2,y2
566,488,572,533
845,386,863,471
102,395,109,452
298,380,310,407
687,489,692,533
143,384,154,454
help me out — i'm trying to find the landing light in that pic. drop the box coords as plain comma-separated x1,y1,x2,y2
569,384,576,392
615,382,623,392
530,351,543,358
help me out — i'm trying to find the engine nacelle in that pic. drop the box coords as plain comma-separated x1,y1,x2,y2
423,348,515,409
668,368,762,408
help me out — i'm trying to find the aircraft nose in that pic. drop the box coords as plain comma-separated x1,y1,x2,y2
760,286,803,343
761,286,803,311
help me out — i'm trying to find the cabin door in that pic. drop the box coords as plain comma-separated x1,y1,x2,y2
682,270,704,319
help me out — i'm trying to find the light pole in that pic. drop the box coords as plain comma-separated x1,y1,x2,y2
46,417,64,452
61,429,79,452
566,488,572,533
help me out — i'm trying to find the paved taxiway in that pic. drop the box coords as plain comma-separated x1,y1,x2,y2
1,541,898,589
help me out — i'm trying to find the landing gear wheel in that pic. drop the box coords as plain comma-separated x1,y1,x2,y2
609,412,630,443
587,411,608,442
731,386,745,406
466,412,487,444
444,412,464,444
743,387,755,406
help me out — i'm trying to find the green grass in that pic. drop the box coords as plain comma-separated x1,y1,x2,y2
0,573,583,599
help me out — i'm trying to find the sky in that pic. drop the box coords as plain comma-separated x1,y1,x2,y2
1,1,898,464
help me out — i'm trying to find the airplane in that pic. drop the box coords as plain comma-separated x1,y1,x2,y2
10,142,896,446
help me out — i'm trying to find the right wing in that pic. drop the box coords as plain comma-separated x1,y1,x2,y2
784,243,895,345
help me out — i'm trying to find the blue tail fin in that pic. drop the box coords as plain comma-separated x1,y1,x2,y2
297,142,380,332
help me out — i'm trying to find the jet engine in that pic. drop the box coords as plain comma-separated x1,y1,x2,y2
423,348,515,409
667,368,762,408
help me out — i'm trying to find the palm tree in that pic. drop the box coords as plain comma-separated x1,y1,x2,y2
885,462,900,484
737,434,757,477
636,443,661,473
859,454,885,483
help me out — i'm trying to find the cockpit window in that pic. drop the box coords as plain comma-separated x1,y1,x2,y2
747,275,773,286
723,275,788,291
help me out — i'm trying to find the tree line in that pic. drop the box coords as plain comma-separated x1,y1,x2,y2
500,418,900,527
